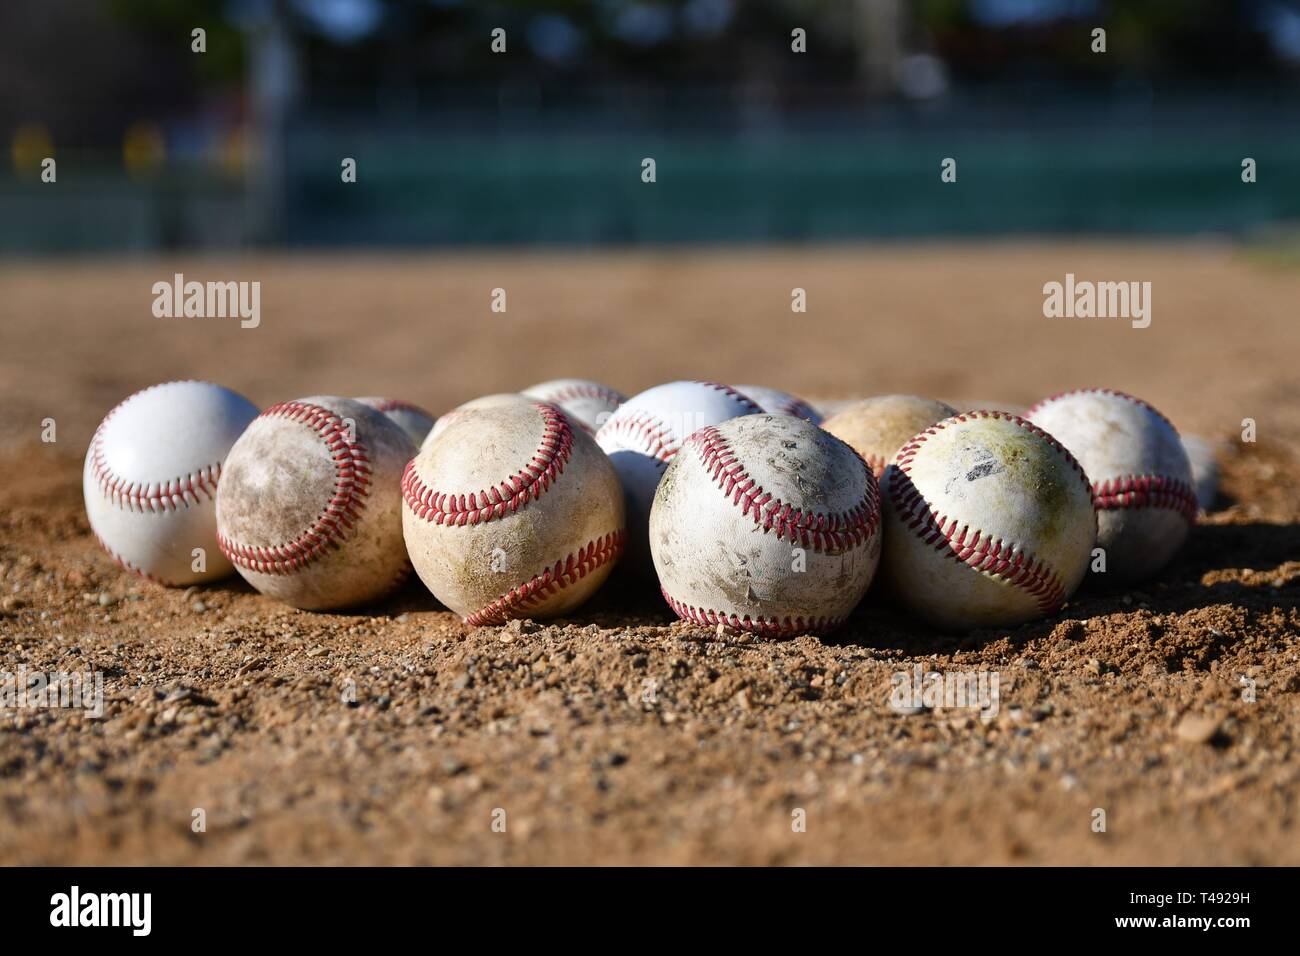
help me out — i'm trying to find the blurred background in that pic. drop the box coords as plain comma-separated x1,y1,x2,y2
4,0,1300,253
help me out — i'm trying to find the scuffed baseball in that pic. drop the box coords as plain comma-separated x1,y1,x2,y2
216,396,415,610
881,411,1097,629
595,381,763,575
733,385,823,424
356,396,436,448
521,378,625,435
83,380,259,585
1026,389,1196,580
651,415,881,636
822,395,957,477
423,393,535,450
403,401,625,624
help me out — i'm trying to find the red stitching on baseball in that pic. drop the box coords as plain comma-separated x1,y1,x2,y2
365,397,433,418
684,425,881,554
696,380,764,414
217,401,372,575
528,384,625,434
530,382,626,408
595,382,760,460
860,452,890,477
596,410,681,464
778,397,820,420
464,530,625,626
89,528,167,584
1093,473,1198,522
1023,390,1196,523
745,392,819,421
889,411,1092,614
661,589,847,637
894,410,1093,496
89,382,225,513
402,402,573,526
1024,387,1179,432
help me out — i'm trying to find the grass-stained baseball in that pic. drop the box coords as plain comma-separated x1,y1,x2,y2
880,411,1097,629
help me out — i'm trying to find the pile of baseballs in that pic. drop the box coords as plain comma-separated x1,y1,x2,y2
85,379,1200,634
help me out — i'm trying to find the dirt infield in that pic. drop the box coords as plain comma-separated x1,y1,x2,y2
1,243,1297,864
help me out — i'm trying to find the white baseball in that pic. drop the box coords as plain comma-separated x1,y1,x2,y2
651,415,882,636
1026,388,1196,580
83,380,259,585
423,393,535,450
822,394,957,476
595,381,763,574
881,411,1097,629
734,385,823,424
216,396,415,610
403,401,625,625
521,378,626,435
356,396,436,448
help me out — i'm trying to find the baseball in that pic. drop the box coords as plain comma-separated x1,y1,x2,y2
521,378,626,434
423,392,536,449
403,401,625,625
822,394,957,476
595,380,763,574
881,411,1096,629
733,384,823,423
216,396,415,610
651,415,882,636
356,396,436,448
1026,388,1196,580
83,380,259,585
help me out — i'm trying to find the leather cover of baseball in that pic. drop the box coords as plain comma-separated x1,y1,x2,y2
424,392,536,449
733,384,823,423
216,396,415,610
1026,388,1196,580
822,394,957,476
651,414,882,636
595,380,763,575
402,401,625,624
356,396,436,448
881,411,1097,629
521,378,625,435
83,380,260,586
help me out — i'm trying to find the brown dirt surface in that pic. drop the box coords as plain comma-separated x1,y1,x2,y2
1,243,1297,865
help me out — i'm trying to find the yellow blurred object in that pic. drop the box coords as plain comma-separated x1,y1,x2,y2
11,123,53,172
221,126,250,176
123,121,166,175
